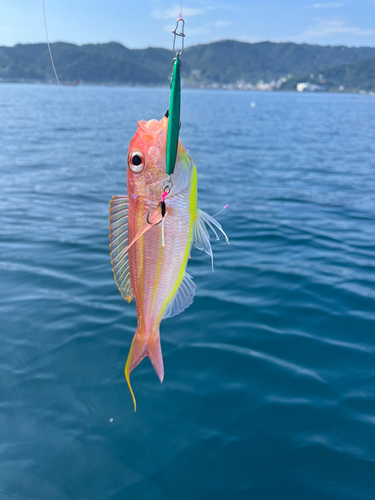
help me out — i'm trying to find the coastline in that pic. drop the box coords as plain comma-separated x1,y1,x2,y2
1,79,374,95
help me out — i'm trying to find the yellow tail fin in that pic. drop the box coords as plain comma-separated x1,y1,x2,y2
124,327,164,411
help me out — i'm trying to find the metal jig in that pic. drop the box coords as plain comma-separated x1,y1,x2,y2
165,16,185,178
161,15,185,249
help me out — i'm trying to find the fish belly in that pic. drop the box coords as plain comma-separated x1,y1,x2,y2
129,193,192,329
124,192,192,408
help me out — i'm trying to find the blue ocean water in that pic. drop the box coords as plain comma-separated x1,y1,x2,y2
1,83,375,499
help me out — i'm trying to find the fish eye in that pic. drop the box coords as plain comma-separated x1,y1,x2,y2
128,151,144,173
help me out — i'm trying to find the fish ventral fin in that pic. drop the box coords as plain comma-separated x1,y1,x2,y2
192,209,230,271
163,273,196,319
109,195,133,302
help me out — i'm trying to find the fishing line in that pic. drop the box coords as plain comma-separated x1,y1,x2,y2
212,201,344,218
42,0,126,195
212,205,229,217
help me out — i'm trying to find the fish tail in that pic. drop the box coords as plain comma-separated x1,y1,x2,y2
148,332,164,384
124,326,164,412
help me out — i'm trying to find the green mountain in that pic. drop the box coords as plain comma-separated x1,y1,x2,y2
0,42,171,85
1,40,375,89
281,57,375,93
183,41,375,85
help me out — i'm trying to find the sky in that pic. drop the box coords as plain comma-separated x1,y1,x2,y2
1,0,375,48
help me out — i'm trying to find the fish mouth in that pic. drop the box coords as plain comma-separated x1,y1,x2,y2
137,119,162,133
136,117,168,143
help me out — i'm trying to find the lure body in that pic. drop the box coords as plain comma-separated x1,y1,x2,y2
166,58,181,176
109,117,228,410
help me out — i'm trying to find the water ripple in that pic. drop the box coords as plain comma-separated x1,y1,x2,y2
1,85,375,500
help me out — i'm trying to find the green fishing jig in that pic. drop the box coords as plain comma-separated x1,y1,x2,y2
165,17,185,177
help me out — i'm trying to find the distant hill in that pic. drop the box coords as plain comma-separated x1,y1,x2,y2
1,40,375,90
0,42,171,85
281,57,375,93
183,41,375,85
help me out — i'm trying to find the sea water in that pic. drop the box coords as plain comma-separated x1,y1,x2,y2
1,84,375,499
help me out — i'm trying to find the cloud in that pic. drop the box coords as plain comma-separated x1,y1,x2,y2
164,19,231,36
304,2,342,8
152,4,213,20
190,20,232,36
238,36,268,43
212,21,231,28
302,18,375,37
188,26,211,35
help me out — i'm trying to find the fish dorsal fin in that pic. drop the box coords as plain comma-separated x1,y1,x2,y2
170,150,194,195
192,209,230,271
163,273,196,319
109,195,133,303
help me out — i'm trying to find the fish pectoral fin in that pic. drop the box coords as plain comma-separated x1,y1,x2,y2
109,195,133,302
109,198,167,302
192,209,230,271
123,203,168,255
162,273,196,320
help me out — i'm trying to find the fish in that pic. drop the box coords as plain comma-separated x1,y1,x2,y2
109,116,229,410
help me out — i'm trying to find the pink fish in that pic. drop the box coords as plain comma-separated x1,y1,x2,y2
109,116,228,410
